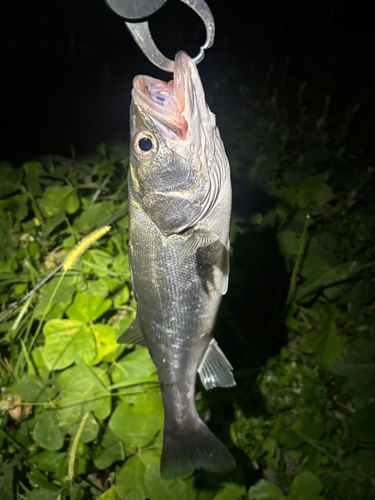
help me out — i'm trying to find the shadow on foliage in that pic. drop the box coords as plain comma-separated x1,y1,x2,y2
195,177,289,488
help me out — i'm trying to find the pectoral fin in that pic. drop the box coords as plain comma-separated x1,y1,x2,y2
117,317,146,346
179,229,219,264
198,339,236,390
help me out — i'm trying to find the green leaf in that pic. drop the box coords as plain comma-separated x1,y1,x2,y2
297,175,334,208
27,490,59,500
0,194,29,221
86,279,109,297
300,255,332,283
90,324,118,365
116,454,148,500
247,479,286,500
14,375,60,403
25,175,43,196
94,429,125,469
109,392,163,452
296,262,357,302
39,186,80,216
116,214,129,229
14,283,27,295
116,449,195,500
330,343,375,395
114,285,130,306
111,348,157,386
29,450,66,472
341,278,375,305
80,249,113,276
41,210,66,238
196,492,217,500
66,292,111,323
213,482,246,500
23,161,46,178
0,161,22,198
34,275,79,320
270,187,299,207
144,450,197,500
27,468,59,491
278,230,302,258
57,364,111,425
289,471,323,500
97,486,120,500
0,227,19,263
300,330,346,370
79,201,116,232
30,347,48,374
307,233,339,268
320,263,352,300
271,418,304,448
43,319,97,370
29,241,40,258
65,191,80,214
69,413,99,443
71,350,110,395
0,465,14,500
34,410,65,450
300,418,325,441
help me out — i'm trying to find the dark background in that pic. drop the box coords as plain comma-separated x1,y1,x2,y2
1,0,374,162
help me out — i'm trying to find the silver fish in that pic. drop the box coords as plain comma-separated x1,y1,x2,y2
119,51,236,478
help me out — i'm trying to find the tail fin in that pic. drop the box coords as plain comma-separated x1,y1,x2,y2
160,418,236,479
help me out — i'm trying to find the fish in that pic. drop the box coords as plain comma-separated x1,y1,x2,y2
118,51,236,479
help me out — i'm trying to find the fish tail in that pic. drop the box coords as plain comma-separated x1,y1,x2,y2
160,417,235,479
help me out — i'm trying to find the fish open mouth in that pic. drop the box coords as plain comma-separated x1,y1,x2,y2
132,51,190,139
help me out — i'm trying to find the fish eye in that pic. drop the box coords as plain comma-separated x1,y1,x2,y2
133,130,158,160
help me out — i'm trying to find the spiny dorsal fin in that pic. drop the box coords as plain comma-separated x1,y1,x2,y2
117,317,146,346
198,339,236,390
179,229,219,264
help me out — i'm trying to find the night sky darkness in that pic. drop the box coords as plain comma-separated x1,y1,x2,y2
1,0,374,163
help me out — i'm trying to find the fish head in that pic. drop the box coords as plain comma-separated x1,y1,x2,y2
129,51,229,235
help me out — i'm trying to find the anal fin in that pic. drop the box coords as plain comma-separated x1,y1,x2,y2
117,317,146,346
179,229,219,264
198,339,236,390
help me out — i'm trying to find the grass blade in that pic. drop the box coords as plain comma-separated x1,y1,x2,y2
68,412,90,480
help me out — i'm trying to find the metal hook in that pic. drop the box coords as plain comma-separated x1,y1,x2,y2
125,0,215,72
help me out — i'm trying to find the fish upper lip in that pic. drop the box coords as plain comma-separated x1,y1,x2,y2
132,51,191,139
